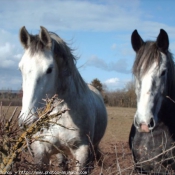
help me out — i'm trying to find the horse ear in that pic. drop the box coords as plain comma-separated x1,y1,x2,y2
19,26,31,49
39,26,52,49
131,30,144,52
156,29,169,53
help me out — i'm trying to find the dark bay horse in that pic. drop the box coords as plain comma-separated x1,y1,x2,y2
129,29,175,173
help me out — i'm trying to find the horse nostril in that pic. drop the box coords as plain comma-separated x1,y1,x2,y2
149,118,155,128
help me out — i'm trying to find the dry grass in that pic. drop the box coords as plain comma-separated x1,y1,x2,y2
1,106,136,142
93,107,136,175
0,102,136,174
1,104,174,174
103,107,135,143
0,105,21,119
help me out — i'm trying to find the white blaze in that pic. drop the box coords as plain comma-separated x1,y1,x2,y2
19,49,58,125
135,53,167,129
136,62,157,125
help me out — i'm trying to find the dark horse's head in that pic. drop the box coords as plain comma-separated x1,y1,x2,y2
131,29,175,133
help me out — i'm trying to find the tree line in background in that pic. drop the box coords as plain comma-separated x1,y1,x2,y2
0,90,22,106
0,78,136,107
91,78,136,108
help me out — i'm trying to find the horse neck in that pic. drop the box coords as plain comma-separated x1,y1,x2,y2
165,53,175,99
57,68,88,99
166,65,175,101
159,68,175,123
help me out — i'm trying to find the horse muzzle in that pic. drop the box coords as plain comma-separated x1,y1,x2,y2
134,115,156,133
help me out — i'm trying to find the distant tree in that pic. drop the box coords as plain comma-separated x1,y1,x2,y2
125,80,135,92
91,78,103,92
18,89,23,98
125,80,136,107
102,83,108,92
103,94,109,104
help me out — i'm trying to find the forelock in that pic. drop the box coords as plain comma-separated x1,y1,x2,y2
27,35,46,55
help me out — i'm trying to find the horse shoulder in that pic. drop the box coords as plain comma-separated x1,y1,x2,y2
87,84,103,101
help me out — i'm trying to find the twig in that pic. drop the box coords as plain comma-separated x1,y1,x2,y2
48,121,77,130
9,107,18,123
1,96,68,172
25,137,33,157
121,142,125,159
3,102,12,121
166,96,175,103
0,101,2,119
136,143,175,165
114,145,121,175
86,134,97,163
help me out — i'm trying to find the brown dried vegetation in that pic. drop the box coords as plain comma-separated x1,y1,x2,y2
1,99,175,174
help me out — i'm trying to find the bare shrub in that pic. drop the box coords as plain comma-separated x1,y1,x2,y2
1,95,175,174
0,95,69,174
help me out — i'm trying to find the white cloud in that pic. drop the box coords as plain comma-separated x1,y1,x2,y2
0,71,21,90
0,29,22,89
111,43,117,50
0,0,167,33
87,56,108,70
86,55,130,74
0,42,21,68
0,43,14,56
0,28,22,67
1,60,14,68
103,77,132,90
14,54,23,60
0,0,174,35
104,77,123,90
0,0,174,91
105,77,119,84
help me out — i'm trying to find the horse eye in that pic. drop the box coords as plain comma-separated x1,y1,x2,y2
46,67,52,74
161,70,166,77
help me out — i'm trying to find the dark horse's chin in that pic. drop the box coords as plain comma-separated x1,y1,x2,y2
129,121,175,174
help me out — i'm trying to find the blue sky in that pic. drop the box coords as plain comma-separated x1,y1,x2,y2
0,0,175,91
